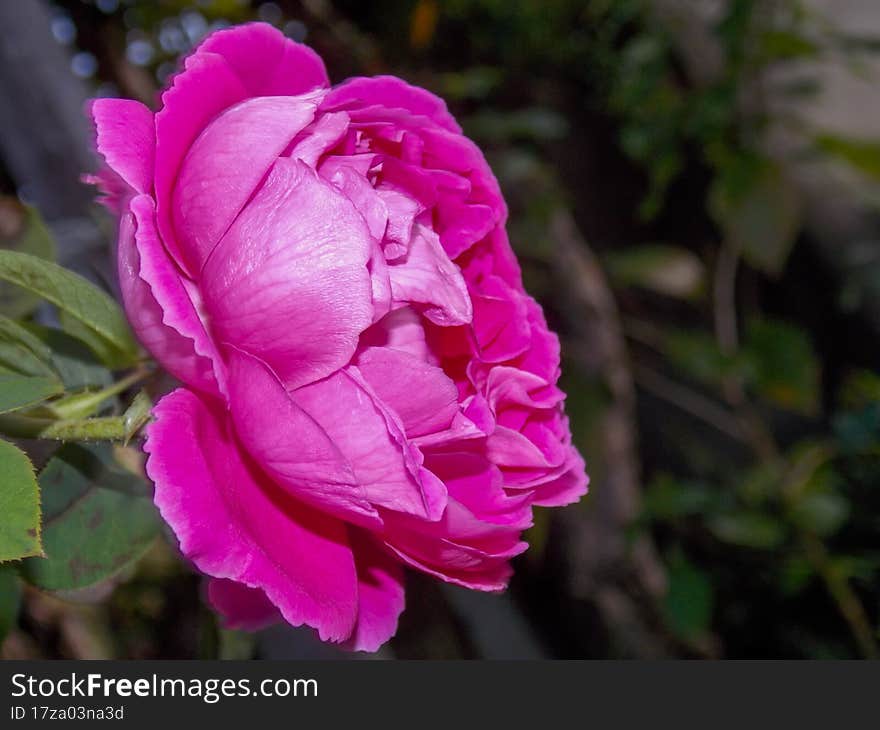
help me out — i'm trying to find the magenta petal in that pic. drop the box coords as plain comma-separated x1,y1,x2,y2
173,94,321,271
118,195,221,394
532,448,589,507
227,349,382,528
289,111,349,168
291,368,447,521
377,185,422,259
89,99,154,195
202,158,373,390
388,223,473,326
346,531,405,652
359,308,433,362
207,579,281,631
196,22,329,97
146,389,358,642
427,451,533,528
356,346,458,438
383,498,525,591
470,277,532,362
155,51,248,274
320,161,388,241
325,75,461,133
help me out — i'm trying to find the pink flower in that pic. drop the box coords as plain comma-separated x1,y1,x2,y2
88,22,587,651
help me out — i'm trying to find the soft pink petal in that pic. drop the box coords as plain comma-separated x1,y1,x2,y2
118,195,220,394
207,579,280,631
196,22,329,97
146,389,358,642
226,349,381,528
388,223,472,326
346,530,405,652
173,94,321,271
202,158,373,391
356,346,458,438
89,99,154,195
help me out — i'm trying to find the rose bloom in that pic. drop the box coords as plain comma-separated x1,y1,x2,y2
88,22,587,650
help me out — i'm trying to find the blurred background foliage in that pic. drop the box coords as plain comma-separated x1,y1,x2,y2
1,0,879,659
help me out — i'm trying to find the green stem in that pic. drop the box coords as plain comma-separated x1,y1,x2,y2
48,368,150,420
0,389,153,443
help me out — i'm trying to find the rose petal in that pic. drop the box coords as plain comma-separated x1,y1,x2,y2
227,349,381,528
118,195,221,394
292,367,447,521
202,158,373,391
388,223,472,327
325,75,461,134
146,388,358,642
172,94,321,271
531,448,589,507
346,530,405,652
155,51,248,274
356,346,458,438
207,579,280,631
89,99,154,195
197,22,329,97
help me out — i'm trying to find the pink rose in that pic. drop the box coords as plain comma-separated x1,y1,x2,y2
88,22,587,651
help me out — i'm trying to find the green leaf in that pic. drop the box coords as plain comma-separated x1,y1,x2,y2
743,318,820,415
664,330,741,388
0,314,56,379
0,564,22,642
664,550,713,641
604,244,704,299
709,511,787,550
0,203,56,319
0,251,139,369
218,629,256,660
465,107,569,142
0,374,62,414
48,443,149,498
711,162,801,276
779,555,813,596
642,475,719,520
792,492,850,538
816,134,880,181
834,402,880,455
758,30,819,62
20,445,160,591
0,438,42,562
23,325,112,390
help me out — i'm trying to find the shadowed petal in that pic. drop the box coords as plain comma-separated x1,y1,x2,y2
118,195,221,394
207,579,280,631
346,530,405,652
